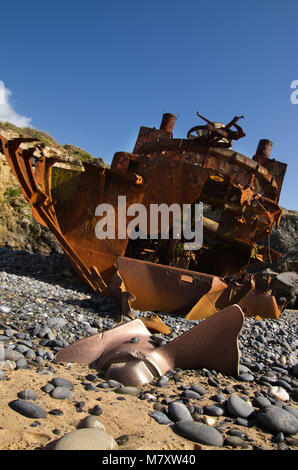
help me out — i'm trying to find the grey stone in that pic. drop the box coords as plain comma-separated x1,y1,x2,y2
17,389,37,401
53,428,117,450
114,386,141,397
256,405,298,435
9,399,47,419
283,405,298,420
47,317,67,329
150,411,173,425
16,357,28,369
107,379,122,388
156,376,169,387
78,415,106,431
4,349,24,361
168,401,193,422
50,387,74,400
41,383,55,393
237,374,255,382
173,421,224,447
190,384,207,395
226,395,254,418
252,396,271,408
203,405,224,417
182,390,202,399
51,377,74,389
224,436,249,449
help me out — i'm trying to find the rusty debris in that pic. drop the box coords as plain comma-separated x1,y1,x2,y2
55,305,244,386
0,111,288,328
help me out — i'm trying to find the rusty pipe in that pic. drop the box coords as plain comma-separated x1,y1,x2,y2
159,113,177,133
254,139,273,160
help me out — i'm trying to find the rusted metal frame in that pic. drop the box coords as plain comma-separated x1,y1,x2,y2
133,139,279,192
1,137,36,201
1,136,107,293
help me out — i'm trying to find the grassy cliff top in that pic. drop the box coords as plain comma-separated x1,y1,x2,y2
0,121,107,167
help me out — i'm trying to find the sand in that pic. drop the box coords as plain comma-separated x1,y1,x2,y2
0,361,291,452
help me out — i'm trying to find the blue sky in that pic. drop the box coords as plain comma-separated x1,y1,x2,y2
1,0,297,210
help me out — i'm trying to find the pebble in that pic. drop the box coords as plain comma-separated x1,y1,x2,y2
190,384,207,395
17,389,37,401
116,434,130,445
252,396,271,408
182,389,202,400
168,401,193,422
224,436,250,449
203,405,224,417
150,411,173,425
226,395,254,419
227,428,247,439
41,383,55,393
79,415,106,430
50,387,74,400
49,409,64,416
53,428,118,450
173,421,224,447
256,405,298,435
202,416,216,426
0,306,10,314
272,432,284,443
9,399,47,419
89,405,102,416
237,373,255,382
16,358,28,369
4,349,24,361
268,386,290,402
0,360,16,371
156,376,169,387
282,404,298,420
114,386,140,397
107,379,122,388
51,377,74,389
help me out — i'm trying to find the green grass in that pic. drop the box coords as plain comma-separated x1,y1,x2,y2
0,121,107,167
4,186,21,198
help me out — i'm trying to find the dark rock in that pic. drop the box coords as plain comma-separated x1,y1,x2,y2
256,405,298,435
252,396,272,408
9,399,47,419
116,434,130,445
226,395,254,418
190,384,207,395
168,401,193,422
150,411,173,425
173,421,224,447
203,405,224,417
17,389,36,400
224,436,250,449
156,376,169,387
49,409,64,416
50,387,74,400
51,377,74,389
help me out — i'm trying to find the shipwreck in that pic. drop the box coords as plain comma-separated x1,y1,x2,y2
0,112,288,327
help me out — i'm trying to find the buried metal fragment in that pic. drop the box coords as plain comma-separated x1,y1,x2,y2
55,304,244,386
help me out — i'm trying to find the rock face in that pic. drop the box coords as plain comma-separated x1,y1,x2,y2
269,209,298,262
